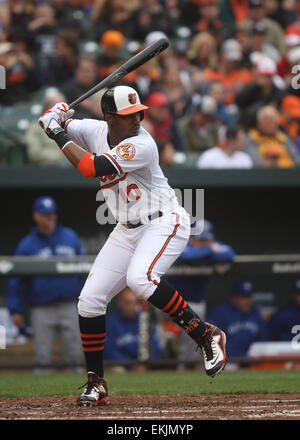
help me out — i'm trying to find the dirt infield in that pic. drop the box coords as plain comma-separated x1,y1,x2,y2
1,394,300,420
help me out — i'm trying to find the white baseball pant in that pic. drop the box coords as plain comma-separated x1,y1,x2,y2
78,208,190,317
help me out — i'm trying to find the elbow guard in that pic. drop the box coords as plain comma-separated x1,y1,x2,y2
77,152,96,178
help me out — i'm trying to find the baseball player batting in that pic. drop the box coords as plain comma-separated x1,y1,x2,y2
38,85,226,406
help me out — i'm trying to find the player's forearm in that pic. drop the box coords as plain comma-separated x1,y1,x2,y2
38,106,116,177
53,133,117,177
59,137,87,167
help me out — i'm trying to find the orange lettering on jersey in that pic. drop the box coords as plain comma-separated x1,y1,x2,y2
99,175,108,183
99,173,128,189
116,144,135,160
108,173,117,180
98,173,118,183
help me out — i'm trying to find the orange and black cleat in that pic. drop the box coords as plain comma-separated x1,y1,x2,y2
77,372,110,406
197,322,226,378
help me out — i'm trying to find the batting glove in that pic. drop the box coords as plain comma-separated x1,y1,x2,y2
50,102,75,123
38,109,64,139
38,109,72,150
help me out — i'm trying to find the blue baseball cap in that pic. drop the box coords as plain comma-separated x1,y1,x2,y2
33,196,57,214
231,280,253,297
190,220,214,240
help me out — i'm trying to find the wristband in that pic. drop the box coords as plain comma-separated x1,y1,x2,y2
77,152,96,178
54,130,72,150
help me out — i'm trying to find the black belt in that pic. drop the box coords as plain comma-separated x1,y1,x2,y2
124,211,163,229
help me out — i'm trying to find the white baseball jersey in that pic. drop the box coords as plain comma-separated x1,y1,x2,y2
65,119,180,223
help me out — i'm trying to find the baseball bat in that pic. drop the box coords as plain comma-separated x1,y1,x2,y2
68,37,170,110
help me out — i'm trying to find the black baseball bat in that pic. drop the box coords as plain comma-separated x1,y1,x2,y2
68,37,169,110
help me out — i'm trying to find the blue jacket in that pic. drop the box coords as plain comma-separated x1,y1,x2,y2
104,309,161,363
207,301,267,357
6,225,85,314
267,304,300,341
167,241,235,303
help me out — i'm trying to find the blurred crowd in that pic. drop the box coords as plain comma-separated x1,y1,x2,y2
0,0,300,168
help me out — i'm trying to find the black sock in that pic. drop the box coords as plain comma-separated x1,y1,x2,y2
79,314,106,377
148,279,207,342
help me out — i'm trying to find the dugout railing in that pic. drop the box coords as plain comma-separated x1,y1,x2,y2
2,253,300,276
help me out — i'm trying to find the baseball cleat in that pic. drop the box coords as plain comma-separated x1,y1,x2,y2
77,372,110,406
197,323,226,377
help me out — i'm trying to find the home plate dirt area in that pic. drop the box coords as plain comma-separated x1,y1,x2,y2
1,394,300,420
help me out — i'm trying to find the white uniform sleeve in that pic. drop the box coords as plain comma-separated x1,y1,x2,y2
64,119,106,153
103,138,154,175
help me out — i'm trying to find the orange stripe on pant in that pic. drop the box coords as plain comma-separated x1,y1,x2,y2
147,213,180,286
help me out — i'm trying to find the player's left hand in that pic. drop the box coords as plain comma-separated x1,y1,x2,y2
38,103,74,138
38,110,63,138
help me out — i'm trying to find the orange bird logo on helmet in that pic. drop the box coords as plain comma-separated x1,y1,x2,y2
128,93,137,104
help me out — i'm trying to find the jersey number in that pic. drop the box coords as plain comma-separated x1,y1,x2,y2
118,184,141,204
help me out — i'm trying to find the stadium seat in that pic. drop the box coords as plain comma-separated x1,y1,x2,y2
0,104,33,165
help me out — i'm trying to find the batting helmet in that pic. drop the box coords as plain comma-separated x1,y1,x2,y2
101,86,148,120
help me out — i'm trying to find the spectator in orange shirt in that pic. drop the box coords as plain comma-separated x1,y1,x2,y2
279,95,300,155
245,105,300,168
202,38,253,104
